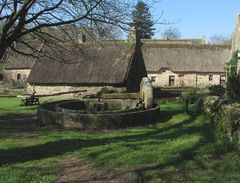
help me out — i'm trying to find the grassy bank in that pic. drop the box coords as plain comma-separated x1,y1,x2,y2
0,96,239,182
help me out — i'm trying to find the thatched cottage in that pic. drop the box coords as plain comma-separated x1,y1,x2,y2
3,42,43,86
5,15,240,92
27,42,147,95
142,44,231,87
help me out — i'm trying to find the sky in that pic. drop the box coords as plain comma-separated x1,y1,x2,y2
147,0,240,41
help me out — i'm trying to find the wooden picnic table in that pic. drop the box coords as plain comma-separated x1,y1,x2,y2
21,95,40,106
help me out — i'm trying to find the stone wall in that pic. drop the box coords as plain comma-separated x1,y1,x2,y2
3,69,31,85
200,95,240,144
27,84,125,97
148,70,224,87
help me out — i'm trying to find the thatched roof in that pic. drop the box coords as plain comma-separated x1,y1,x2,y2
142,43,231,73
27,43,133,85
4,41,43,69
141,38,205,45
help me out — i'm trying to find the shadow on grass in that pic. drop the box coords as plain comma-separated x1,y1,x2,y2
0,113,39,137
0,96,16,98
0,109,208,164
0,103,236,182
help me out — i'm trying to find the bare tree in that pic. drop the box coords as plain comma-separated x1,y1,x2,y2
162,26,181,39
0,0,130,60
208,34,232,45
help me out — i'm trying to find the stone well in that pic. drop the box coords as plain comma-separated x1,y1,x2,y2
37,77,160,131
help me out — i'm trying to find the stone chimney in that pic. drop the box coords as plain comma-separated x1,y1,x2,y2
231,15,240,53
128,26,137,44
231,15,240,73
128,24,141,46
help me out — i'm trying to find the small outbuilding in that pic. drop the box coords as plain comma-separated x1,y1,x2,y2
3,42,42,86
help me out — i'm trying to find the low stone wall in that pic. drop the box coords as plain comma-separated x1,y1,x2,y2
153,88,183,98
38,100,160,131
200,96,221,117
55,99,142,113
200,95,240,144
214,104,240,143
27,84,125,98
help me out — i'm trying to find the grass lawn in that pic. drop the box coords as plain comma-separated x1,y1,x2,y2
0,96,239,183
0,63,3,72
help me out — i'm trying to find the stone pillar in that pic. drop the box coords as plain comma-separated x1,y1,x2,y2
139,77,154,109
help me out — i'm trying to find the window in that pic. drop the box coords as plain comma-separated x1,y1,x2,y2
17,74,21,80
151,76,156,82
209,75,213,81
82,34,86,43
220,75,226,86
169,76,175,86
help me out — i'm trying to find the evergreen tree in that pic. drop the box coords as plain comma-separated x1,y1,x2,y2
132,1,155,39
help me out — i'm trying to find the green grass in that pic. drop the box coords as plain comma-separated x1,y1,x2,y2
0,95,63,116
0,97,239,182
0,63,3,73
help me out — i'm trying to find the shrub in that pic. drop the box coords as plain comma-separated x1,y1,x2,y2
99,87,115,94
207,85,225,97
225,50,240,101
181,89,199,113
214,105,240,145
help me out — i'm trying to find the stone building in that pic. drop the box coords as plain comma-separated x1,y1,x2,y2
142,44,231,87
3,42,43,86
27,41,147,95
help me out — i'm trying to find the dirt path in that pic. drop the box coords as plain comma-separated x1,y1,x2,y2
56,157,138,183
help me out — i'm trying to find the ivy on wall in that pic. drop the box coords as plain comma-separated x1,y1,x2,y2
225,50,240,101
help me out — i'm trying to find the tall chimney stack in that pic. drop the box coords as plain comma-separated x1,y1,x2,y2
231,15,240,73
231,15,240,53
128,25,137,45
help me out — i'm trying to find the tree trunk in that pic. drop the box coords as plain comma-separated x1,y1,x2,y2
0,39,9,60
185,101,189,114
0,36,14,61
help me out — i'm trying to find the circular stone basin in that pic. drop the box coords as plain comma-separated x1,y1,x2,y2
38,99,160,131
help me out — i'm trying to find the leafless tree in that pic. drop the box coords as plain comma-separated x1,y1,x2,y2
162,26,181,40
208,34,232,45
0,0,130,60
